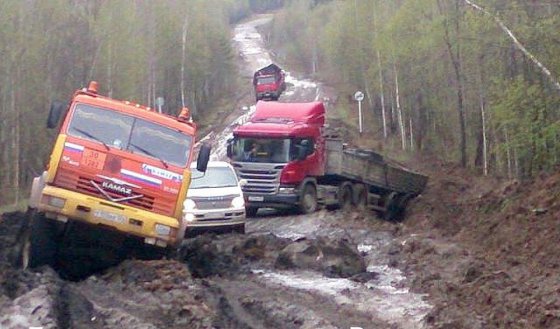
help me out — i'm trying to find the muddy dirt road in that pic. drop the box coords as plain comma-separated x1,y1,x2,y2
3,13,558,329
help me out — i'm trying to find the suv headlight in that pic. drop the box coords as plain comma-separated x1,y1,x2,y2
231,196,245,208
184,198,196,211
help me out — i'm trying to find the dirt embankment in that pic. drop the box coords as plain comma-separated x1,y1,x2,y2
390,157,560,328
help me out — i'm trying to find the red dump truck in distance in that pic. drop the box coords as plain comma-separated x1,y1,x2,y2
227,101,427,220
18,81,210,270
253,63,286,101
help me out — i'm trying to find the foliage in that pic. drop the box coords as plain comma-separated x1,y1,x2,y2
268,0,560,177
0,0,256,206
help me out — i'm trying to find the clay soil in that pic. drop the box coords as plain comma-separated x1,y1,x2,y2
391,157,560,328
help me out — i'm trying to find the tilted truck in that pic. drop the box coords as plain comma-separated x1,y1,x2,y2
18,81,210,269
253,63,286,101
226,101,428,220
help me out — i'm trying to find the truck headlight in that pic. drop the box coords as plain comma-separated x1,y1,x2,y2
231,196,245,208
42,195,66,208
184,198,196,211
278,187,295,194
155,223,171,236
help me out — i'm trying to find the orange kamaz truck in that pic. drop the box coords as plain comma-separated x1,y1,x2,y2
18,81,210,269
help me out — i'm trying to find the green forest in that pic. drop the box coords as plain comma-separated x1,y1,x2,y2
0,0,281,206
269,0,560,178
1,0,559,207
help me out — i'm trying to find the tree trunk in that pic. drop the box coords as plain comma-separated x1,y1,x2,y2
181,17,188,108
393,62,406,150
463,0,560,91
439,0,467,167
377,50,387,139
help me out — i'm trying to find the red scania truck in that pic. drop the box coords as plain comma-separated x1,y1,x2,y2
253,64,286,101
18,81,210,269
226,101,427,220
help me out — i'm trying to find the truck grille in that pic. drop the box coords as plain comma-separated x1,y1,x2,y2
54,170,175,216
234,164,283,195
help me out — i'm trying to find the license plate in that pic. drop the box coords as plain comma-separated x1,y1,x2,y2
248,196,264,202
94,209,126,224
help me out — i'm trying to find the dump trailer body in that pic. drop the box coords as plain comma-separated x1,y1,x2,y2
325,138,428,195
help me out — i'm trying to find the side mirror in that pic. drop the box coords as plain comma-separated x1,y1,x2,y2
196,143,211,172
47,101,66,129
297,146,307,161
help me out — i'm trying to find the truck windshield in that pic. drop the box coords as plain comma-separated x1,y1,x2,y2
256,76,276,85
230,138,293,163
67,104,192,167
190,166,238,189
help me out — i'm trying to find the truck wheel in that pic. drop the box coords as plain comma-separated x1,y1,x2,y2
246,207,259,217
338,182,353,210
299,183,318,214
383,192,406,221
18,211,58,269
352,184,367,210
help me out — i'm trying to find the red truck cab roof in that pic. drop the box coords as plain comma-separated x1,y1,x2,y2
234,101,325,138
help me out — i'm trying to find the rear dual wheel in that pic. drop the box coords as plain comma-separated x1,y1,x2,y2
338,183,353,210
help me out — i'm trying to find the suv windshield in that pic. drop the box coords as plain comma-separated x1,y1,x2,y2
190,166,238,189
67,104,192,167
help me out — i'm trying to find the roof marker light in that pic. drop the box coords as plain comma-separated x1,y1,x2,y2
87,81,99,94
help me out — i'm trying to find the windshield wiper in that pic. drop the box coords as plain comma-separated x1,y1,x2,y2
129,142,169,168
72,127,109,150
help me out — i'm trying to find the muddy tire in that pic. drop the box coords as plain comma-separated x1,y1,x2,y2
17,211,59,270
298,183,318,214
246,207,259,217
352,184,367,210
338,182,353,211
383,192,407,221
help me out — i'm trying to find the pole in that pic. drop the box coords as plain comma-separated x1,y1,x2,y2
358,100,363,134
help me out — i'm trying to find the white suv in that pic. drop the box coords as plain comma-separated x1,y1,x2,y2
183,161,246,237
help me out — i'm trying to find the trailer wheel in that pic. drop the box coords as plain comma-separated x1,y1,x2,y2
17,211,59,270
246,207,259,217
383,192,407,221
338,182,353,210
352,184,367,210
299,183,318,214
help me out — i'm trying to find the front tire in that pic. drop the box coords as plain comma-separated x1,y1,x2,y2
18,211,59,270
246,207,259,217
298,183,318,214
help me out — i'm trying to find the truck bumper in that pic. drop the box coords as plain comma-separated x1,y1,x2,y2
244,193,299,209
35,185,183,248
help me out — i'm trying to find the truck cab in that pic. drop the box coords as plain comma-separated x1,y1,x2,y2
22,81,210,269
227,102,325,216
253,64,286,101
